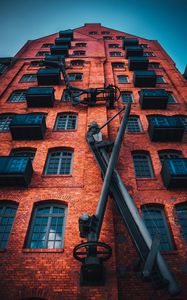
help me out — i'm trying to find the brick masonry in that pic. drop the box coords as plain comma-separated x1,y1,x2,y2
0,23,187,300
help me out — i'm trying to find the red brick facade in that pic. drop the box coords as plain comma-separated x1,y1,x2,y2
0,23,187,300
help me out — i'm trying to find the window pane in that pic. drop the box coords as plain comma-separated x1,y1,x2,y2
55,114,77,130
20,74,37,82
27,204,66,249
142,206,173,251
127,116,142,133
0,115,14,131
11,149,36,162
8,91,26,103
121,92,133,103
159,151,182,164
45,150,73,175
132,153,154,178
117,75,129,83
0,204,17,248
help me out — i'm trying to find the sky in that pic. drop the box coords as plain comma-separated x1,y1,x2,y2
1,0,187,73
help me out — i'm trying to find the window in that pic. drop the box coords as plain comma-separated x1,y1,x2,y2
62,90,80,102
0,114,14,131
110,52,121,57
30,61,44,67
36,51,50,57
26,203,66,249
109,44,119,48
175,204,187,243
149,62,160,69
0,64,8,73
143,52,155,57
127,116,142,133
121,91,133,103
0,202,18,248
42,43,53,48
101,31,110,34
140,44,148,48
20,74,37,83
156,76,166,84
112,62,125,68
8,90,26,103
55,113,77,130
132,153,154,178
178,116,187,131
45,150,73,175
89,31,97,35
103,36,112,40
10,148,36,162
75,43,87,47
141,205,174,251
73,51,85,56
116,36,124,40
71,60,84,67
167,92,177,104
158,150,182,164
117,75,129,83
67,73,83,81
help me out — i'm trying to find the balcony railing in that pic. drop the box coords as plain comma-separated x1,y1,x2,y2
50,45,69,56
125,46,144,58
133,71,157,87
161,158,187,188
26,87,55,107
0,156,33,186
37,68,61,85
10,114,46,140
55,38,72,46
148,116,185,142
59,30,73,39
128,57,149,71
139,89,169,109
122,38,139,50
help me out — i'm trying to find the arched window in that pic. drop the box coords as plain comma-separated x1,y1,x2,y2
175,203,187,244
26,202,66,249
71,60,84,67
54,113,77,130
10,148,36,162
44,149,73,175
132,152,154,178
0,201,18,248
8,90,26,103
0,114,15,131
141,204,174,251
127,116,142,133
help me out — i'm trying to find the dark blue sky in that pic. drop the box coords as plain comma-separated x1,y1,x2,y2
1,0,186,73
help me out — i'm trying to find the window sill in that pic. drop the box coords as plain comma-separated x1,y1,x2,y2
23,248,64,253
42,174,72,178
136,177,156,181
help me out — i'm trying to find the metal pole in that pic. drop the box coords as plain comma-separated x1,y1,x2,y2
94,101,131,239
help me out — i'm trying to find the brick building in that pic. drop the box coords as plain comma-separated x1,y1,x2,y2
0,23,187,300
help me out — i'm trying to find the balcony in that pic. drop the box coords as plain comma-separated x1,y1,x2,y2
0,156,33,186
26,87,55,108
161,159,187,189
133,71,157,87
139,89,169,109
59,30,73,39
37,68,61,85
128,57,149,71
125,46,144,58
10,114,46,140
122,38,139,50
148,116,185,142
55,38,72,46
50,45,69,56
45,54,65,62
